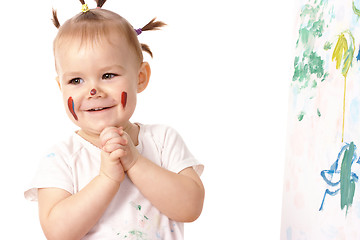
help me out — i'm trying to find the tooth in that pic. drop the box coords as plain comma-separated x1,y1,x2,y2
88,107,107,111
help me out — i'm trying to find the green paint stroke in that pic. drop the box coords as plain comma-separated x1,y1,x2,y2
317,108,321,117
297,4,325,46
129,201,149,221
130,201,142,211
298,111,305,121
296,3,326,47
293,0,332,120
324,41,332,50
295,2,327,79
340,142,356,214
353,0,360,17
293,50,326,88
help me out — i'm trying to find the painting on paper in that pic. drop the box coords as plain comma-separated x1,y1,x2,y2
281,0,360,239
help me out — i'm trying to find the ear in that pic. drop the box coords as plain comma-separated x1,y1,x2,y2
56,76,62,90
137,62,151,93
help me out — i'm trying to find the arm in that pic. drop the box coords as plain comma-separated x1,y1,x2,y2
102,127,205,222
38,132,126,240
38,175,119,240
127,157,205,222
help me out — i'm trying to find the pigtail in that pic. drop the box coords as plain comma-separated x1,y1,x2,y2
96,0,107,8
141,44,153,58
52,1,166,59
137,18,166,58
52,9,61,29
141,18,166,32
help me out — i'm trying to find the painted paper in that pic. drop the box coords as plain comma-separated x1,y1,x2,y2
281,0,360,239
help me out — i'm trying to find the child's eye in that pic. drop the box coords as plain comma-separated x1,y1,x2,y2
102,73,117,79
69,78,84,85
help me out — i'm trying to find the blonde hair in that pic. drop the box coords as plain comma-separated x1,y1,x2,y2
52,0,165,63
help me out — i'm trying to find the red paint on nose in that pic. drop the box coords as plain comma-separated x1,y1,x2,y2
90,89,97,96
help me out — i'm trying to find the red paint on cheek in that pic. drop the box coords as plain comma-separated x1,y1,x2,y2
121,91,127,109
67,97,78,121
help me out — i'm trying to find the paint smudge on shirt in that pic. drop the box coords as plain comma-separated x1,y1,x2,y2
129,230,146,238
130,201,149,221
117,230,147,239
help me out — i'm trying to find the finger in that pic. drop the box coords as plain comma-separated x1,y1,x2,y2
106,136,127,146
118,131,130,145
117,127,124,135
103,143,123,153
100,128,121,146
109,148,127,160
100,126,118,138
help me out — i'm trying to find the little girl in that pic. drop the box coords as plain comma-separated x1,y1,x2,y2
24,0,204,239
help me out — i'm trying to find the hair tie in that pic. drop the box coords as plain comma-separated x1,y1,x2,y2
81,4,89,13
135,28,142,36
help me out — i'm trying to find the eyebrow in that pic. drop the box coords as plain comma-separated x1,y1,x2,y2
61,65,126,80
99,64,126,73
61,72,83,80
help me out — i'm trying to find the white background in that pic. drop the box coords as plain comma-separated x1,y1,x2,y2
0,0,293,239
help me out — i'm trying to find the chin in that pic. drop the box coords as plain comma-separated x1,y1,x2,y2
91,121,123,133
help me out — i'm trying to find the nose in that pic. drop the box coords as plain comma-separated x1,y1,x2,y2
87,80,104,98
90,88,97,96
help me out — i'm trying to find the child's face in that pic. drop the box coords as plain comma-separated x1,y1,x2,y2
55,33,148,136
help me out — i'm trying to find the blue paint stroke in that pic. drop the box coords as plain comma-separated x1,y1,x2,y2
319,142,360,212
357,46,360,61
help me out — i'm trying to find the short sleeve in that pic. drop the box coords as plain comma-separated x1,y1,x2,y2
160,127,204,176
24,151,74,201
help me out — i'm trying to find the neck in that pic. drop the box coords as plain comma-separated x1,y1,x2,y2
77,122,140,148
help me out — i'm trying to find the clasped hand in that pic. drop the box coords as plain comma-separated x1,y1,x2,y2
99,127,140,183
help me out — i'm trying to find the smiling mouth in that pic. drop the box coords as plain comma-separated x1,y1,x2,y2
87,107,111,112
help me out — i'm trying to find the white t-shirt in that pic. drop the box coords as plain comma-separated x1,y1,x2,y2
24,124,203,240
